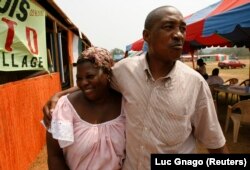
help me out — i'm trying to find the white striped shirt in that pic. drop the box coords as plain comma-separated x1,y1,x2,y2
112,54,225,170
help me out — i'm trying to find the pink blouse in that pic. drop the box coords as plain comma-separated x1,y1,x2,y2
50,95,126,170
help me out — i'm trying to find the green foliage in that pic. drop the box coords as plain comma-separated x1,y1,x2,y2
110,48,125,56
200,47,250,59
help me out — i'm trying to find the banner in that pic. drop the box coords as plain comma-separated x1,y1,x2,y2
0,0,47,71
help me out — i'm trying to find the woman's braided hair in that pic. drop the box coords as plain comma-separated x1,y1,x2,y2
77,46,114,75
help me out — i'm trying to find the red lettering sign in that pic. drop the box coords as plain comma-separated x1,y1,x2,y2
26,27,38,54
2,17,17,52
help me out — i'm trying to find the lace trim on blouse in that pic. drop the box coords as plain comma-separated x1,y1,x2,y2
51,119,74,148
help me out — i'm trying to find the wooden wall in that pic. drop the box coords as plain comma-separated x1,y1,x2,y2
0,73,61,170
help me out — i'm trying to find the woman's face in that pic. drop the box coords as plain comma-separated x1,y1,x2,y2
76,61,109,101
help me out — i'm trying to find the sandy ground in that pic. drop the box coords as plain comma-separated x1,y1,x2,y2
29,146,48,170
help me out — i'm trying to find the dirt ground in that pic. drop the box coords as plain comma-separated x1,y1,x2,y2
29,145,48,170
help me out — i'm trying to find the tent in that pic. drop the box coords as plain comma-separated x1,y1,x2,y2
126,0,250,77
185,0,250,51
126,38,148,52
184,0,250,78
126,0,250,52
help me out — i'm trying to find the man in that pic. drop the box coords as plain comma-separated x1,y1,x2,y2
43,6,228,170
196,58,208,79
207,68,224,85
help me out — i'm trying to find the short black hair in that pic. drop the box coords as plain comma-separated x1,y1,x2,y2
197,58,206,66
144,6,175,30
212,68,219,76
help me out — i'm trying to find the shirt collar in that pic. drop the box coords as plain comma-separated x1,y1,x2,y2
141,53,179,84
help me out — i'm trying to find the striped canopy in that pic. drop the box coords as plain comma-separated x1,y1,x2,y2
184,0,250,51
126,0,250,52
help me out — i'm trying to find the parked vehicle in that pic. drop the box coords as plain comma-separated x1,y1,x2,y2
218,60,246,69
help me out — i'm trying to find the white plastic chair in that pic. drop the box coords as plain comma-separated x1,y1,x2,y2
224,99,250,143
239,79,250,86
234,79,250,101
224,78,239,104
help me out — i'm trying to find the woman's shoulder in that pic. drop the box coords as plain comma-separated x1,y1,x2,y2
68,90,83,101
51,94,78,121
56,94,70,107
67,91,86,108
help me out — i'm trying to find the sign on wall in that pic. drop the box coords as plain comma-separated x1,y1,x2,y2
0,0,47,71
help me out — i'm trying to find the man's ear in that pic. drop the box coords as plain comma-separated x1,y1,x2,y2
143,29,150,43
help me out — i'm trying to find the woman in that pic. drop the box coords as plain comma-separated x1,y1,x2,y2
46,47,125,170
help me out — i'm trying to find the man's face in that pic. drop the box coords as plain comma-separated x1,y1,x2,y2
144,7,186,62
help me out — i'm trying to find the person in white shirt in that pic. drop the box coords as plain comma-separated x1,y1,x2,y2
207,68,224,85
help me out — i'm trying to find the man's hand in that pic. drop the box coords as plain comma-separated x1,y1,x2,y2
42,86,80,128
42,93,60,128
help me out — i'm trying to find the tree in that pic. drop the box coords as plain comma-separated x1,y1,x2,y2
199,46,250,59
110,48,124,56
110,48,125,62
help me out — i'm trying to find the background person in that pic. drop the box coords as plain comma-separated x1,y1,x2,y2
196,58,208,79
206,68,224,85
46,47,125,170
44,6,228,170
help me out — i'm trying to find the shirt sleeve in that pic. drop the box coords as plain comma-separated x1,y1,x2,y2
110,64,121,92
192,82,226,149
50,95,74,148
